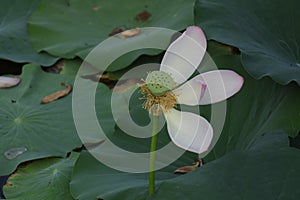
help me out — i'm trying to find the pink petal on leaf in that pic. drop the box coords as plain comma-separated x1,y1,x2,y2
0,77,21,88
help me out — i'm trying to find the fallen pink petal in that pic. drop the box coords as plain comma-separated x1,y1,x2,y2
0,77,21,88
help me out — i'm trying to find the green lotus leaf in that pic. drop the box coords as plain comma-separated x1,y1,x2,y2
60,59,81,75
0,0,58,65
70,146,195,200
195,0,300,85
28,0,194,71
202,42,300,161
0,64,81,175
3,152,79,200
154,131,300,199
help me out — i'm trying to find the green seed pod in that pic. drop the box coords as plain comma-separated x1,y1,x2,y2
145,71,175,96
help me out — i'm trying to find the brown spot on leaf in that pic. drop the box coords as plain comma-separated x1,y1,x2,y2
135,11,151,22
9,172,18,179
40,82,72,104
4,182,13,187
92,6,100,11
109,27,126,36
4,172,18,187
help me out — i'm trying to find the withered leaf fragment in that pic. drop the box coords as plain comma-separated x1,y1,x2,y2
41,82,72,104
109,27,126,36
113,79,142,92
84,140,105,150
174,161,202,174
118,28,140,39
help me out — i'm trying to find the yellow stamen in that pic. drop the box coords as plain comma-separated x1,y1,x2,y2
140,84,177,116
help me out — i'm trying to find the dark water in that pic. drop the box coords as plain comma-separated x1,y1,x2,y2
0,175,8,199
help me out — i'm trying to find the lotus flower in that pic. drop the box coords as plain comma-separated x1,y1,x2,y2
141,26,244,154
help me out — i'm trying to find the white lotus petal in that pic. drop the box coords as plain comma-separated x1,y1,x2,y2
173,74,207,106
197,70,244,105
0,77,21,88
164,108,213,154
160,26,207,85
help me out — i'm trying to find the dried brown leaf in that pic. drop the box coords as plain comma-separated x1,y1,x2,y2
118,28,141,39
81,72,118,88
84,140,105,150
113,79,142,92
40,82,72,104
109,27,126,36
174,161,202,174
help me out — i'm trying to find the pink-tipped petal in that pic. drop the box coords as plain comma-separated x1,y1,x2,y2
164,108,213,154
197,70,244,105
0,77,21,88
173,74,207,106
160,26,207,85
